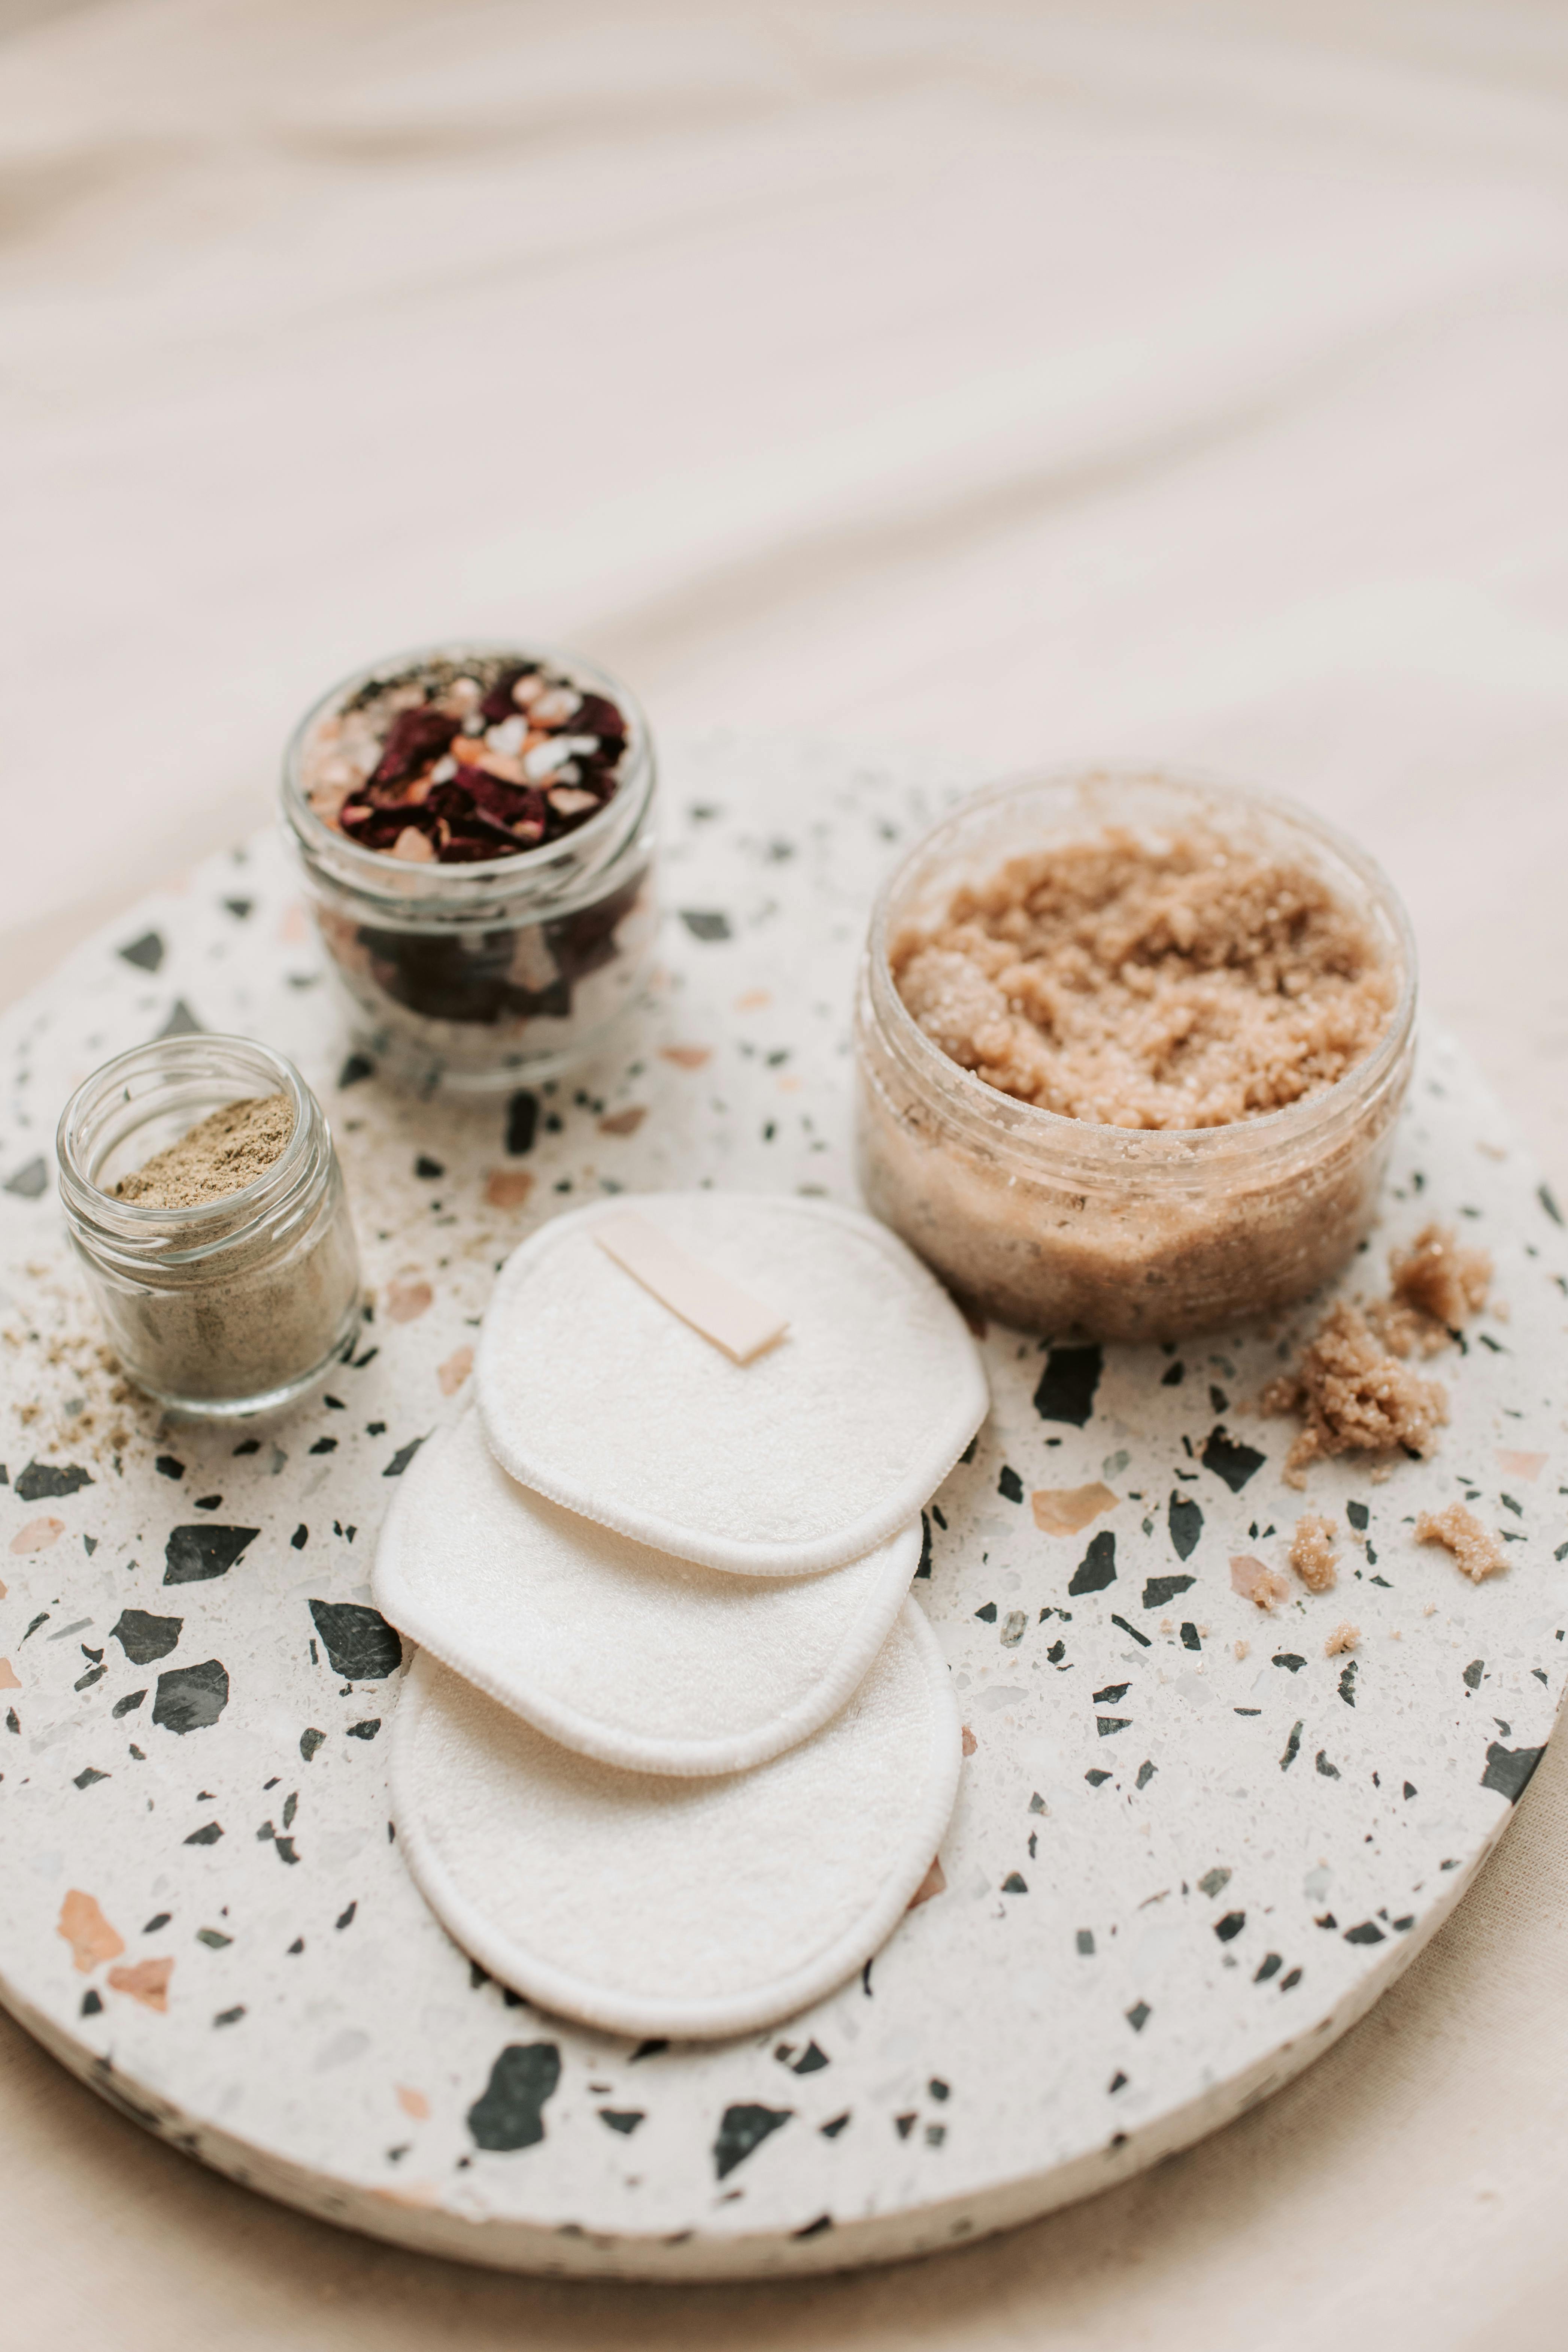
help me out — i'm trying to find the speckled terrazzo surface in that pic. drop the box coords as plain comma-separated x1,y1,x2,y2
0,734,1564,2281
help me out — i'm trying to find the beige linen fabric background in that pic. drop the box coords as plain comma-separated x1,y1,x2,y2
3,1,1567,2343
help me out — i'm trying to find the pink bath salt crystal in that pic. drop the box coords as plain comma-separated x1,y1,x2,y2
1230,1554,1289,1610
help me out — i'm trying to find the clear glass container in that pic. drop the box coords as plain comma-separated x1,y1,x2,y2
855,769,1417,1343
281,637,658,1093
57,1036,361,1417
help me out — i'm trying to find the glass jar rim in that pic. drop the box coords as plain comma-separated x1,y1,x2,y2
57,1033,321,1240
864,763,1419,1160
279,634,654,910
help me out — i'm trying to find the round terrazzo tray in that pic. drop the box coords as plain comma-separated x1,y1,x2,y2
0,733,1564,2282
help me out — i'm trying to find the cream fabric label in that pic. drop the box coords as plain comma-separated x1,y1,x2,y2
593,1210,788,1364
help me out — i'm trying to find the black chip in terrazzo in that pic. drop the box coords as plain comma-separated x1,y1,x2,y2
1481,1741,1546,1803
998,1466,1023,1504
1032,1346,1102,1427
1200,1428,1265,1492
467,2043,562,2151
161,1522,259,1586
1142,1573,1194,1609
4,1158,48,1199
679,911,732,942
1214,1912,1245,1942
1280,1722,1303,1771
110,1610,182,1664
383,1438,425,1478
1167,1492,1203,1561
1068,1532,1116,1595
711,2101,792,2177
598,2109,644,2135
118,931,164,973
16,1460,94,1501
307,1600,402,1680
152,1660,230,1735
1273,1654,1305,1673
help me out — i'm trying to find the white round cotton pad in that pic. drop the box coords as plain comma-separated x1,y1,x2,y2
390,1599,960,2040
373,1407,922,1777
475,1192,988,1575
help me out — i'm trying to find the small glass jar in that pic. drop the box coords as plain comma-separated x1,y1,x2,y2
281,637,658,1092
57,1036,361,1418
855,769,1417,1344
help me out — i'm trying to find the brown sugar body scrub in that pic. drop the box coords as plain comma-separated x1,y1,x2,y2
854,771,1416,1343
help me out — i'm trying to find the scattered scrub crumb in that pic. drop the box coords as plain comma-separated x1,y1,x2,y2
1369,1222,1492,1357
1324,1623,1359,1656
1414,1503,1507,1585
1262,1302,1447,1486
1289,1513,1339,1593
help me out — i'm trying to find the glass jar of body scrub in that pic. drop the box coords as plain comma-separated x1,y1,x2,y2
282,638,658,1092
57,1036,361,1417
854,769,1417,1344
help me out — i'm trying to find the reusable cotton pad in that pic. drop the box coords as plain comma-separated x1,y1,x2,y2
390,1600,961,2039
475,1192,988,1576
373,1407,922,1776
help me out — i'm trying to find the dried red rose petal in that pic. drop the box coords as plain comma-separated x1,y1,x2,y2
574,692,625,740
480,664,539,724
370,705,461,789
316,655,627,866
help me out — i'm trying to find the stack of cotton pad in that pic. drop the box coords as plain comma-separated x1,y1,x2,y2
376,1192,988,2039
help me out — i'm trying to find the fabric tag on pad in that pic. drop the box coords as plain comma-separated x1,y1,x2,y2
476,1192,988,1576
592,1208,788,1364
